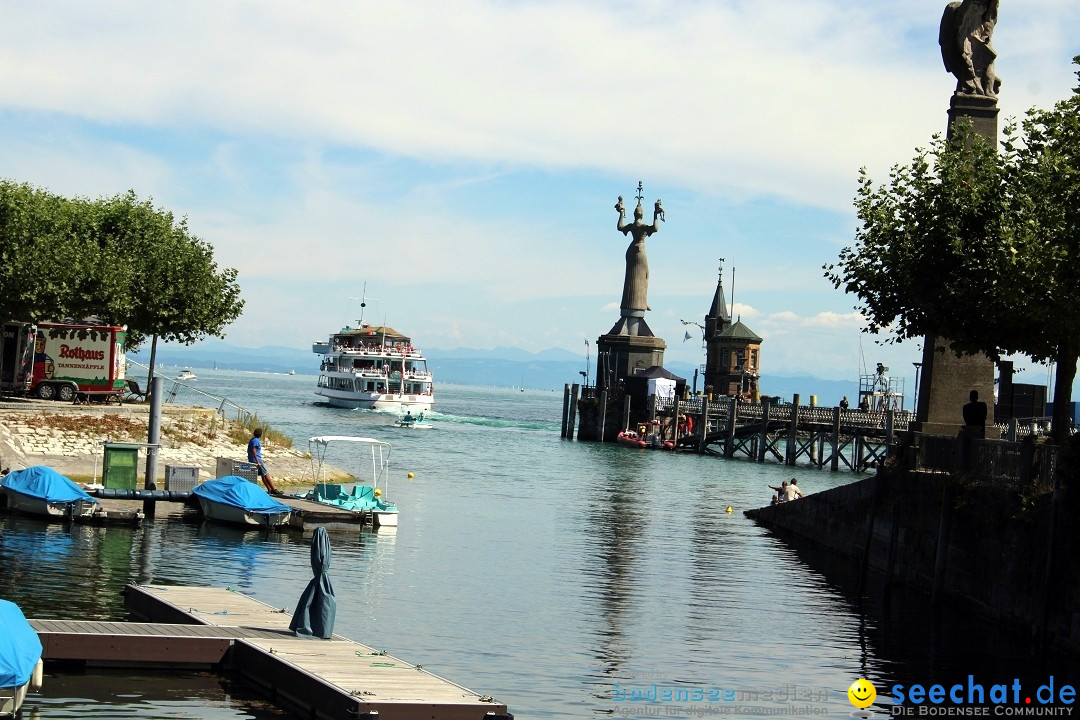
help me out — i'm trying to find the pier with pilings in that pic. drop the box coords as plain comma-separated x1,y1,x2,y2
562,385,915,473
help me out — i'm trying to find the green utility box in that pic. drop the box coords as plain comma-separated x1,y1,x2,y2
103,443,141,490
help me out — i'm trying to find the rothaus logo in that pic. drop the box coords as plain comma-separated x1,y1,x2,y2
58,344,106,362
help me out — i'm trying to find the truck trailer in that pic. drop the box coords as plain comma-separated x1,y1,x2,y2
29,322,127,401
0,322,36,395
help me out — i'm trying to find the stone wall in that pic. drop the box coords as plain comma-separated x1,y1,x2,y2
0,400,317,482
746,468,1080,655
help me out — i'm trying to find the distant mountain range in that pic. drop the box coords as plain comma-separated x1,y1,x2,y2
129,340,865,406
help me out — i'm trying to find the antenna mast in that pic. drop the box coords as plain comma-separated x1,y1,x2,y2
730,265,736,318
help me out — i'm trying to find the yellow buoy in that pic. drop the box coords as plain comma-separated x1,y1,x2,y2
725,506,733,514
407,471,415,479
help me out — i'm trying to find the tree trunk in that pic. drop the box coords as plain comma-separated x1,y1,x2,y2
1051,344,1077,445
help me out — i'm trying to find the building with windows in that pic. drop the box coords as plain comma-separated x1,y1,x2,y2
701,267,763,400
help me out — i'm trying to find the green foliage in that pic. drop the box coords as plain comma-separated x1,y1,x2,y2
824,57,1080,441
227,413,293,451
0,184,244,364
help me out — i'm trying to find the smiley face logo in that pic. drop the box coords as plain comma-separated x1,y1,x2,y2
848,678,876,709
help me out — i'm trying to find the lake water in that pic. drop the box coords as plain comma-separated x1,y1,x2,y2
0,370,1073,718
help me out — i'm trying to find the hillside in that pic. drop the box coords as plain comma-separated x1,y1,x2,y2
130,342,862,404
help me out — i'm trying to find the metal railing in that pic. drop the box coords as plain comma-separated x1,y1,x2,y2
913,431,1057,491
126,360,255,424
651,394,916,432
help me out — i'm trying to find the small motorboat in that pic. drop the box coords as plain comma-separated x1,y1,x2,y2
0,466,101,520
616,427,674,451
394,411,433,429
192,476,292,528
0,599,44,717
302,436,399,527
177,368,197,381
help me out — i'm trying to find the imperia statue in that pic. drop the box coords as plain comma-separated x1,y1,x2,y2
614,183,664,315
939,0,1001,98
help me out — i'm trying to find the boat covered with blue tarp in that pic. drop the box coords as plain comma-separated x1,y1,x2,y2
0,598,43,716
192,475,292,527
0,466,98,518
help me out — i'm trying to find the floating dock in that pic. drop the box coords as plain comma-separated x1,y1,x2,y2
84,488,375,532
29,583,510,719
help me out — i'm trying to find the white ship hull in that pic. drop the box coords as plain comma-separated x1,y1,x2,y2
0,681,29,717
196,497,291,528
1,487,97,519
316,388,435,411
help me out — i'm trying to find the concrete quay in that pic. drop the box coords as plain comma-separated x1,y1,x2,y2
0,398,339,485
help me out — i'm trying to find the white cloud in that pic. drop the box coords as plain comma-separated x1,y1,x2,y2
0,0,1076,383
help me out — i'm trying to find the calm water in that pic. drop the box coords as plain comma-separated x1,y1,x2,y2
0,370,1072,718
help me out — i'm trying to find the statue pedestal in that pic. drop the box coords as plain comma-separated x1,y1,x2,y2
912,94,1001,438
948,93,999,142
594,334,666,391
915,337,998,439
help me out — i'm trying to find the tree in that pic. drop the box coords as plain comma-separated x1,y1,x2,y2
0,184,244,392
0,181,125,324
824,57,1080,443
94,192,245,386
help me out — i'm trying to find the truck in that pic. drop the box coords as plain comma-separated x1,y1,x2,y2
26,322,128,402
0,322,36,395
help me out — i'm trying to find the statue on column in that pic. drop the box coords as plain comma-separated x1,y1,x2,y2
939,0,1001,98
614,182,664,316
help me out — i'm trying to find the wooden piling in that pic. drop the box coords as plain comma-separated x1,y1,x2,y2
567,383,580,440
756,398,772,463
830,407,842,472
598,390,608,442
697,395,710,454
565,386,574,436
785,394,800,466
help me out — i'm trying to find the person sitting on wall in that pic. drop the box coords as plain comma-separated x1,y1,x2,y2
858,396,870,412
768,481,788,504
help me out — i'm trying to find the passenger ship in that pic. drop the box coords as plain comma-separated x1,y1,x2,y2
313,324,434,411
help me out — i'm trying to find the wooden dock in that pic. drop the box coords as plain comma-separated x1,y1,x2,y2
283,495,372,532
92,583,510,719
85,488,376,532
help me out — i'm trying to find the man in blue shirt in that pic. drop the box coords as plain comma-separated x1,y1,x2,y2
247,428,283,496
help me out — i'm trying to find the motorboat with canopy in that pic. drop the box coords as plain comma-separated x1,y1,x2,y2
300,436,399,527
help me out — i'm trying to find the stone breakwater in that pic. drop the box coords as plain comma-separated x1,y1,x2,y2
0,399,326,484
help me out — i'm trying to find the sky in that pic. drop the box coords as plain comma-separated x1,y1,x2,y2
1,1,1077,397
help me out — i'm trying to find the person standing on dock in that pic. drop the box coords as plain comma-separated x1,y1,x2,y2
247,428,283,496
839,396,850,410
962,389,988,438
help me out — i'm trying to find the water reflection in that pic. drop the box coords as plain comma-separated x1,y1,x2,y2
581,465,649,684
2,380,1074,718
31,670,298,719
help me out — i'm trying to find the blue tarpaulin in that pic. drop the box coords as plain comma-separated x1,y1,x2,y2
0,466,95,504
289,526,337,639
192,476,292,514
0,599,42,688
